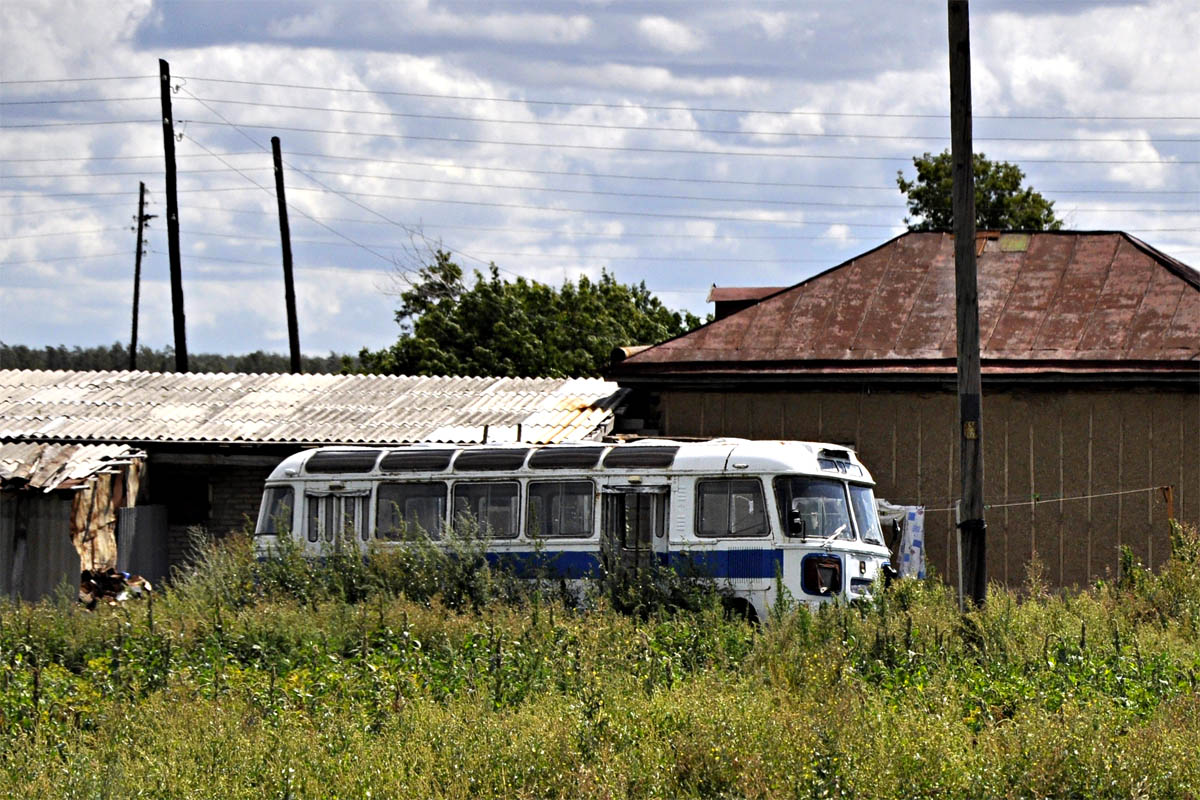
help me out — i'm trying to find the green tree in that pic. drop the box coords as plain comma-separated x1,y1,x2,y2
358,250,703,378
897,150,1063,231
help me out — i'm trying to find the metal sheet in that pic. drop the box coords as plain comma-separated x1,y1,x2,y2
613,231,1198,380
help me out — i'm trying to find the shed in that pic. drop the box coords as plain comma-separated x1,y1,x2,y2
609,230,1199,589
0,370,627,570
0,442,145,601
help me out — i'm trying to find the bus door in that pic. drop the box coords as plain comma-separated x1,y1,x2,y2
303,482,371,552
600,486,669,581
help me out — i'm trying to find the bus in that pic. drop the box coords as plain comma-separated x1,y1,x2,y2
254,438,893,619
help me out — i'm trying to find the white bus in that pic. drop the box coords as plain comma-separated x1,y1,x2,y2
254,438,893,619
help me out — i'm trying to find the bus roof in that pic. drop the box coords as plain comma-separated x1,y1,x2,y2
265,439,875,484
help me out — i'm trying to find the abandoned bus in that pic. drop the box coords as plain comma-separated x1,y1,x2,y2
254,438,892,618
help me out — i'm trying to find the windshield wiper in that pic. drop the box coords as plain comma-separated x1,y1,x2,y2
813,523,849,551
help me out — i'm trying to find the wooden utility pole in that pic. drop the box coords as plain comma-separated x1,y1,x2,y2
271,136,302,373
159,58,188,372
948,0,987,607
129,181,155,370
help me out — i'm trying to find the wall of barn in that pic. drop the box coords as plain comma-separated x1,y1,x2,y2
148,458,277,568
659,387,1199,590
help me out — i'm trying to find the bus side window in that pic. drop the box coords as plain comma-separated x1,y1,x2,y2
377,482,447,540
453,481,520,539
527,480,594,538
696,478,767,537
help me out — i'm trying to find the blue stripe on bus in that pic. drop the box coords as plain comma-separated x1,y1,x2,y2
481,548,784,581
669,549,783,580
485,550,601,579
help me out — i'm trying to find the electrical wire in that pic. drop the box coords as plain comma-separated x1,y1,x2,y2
174,95,1200,145
175,75,1200,122
178,119,1200,164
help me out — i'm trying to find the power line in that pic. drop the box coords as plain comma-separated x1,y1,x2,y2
176,228,840,263
0,251,128,266
0,96,158,105
0,119,157,129
177,119,1200,165
0,76,155,85
1,227,126,240
3,151,1195,195
175,95,1200,145
175,75,1200,122
182,206,881,241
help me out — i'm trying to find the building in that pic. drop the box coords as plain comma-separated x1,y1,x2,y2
609,230,1199,589
0,370,627,580
1,442,144,600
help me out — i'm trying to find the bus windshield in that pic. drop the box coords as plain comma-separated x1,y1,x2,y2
774,477,853,541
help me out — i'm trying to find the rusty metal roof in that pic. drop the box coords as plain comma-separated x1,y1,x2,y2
705,286,787,303
614,231,1199,383
0,442,145,492
0,371,628,446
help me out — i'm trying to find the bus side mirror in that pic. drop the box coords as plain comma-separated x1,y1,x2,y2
788,513,806,538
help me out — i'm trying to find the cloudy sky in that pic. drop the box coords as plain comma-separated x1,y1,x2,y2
2,0,1197,359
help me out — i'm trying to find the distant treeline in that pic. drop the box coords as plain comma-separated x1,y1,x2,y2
0,342,360,374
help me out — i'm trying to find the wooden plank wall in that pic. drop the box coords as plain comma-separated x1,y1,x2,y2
661,388,1199,589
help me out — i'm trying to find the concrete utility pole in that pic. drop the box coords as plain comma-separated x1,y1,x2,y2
948,0,987,607
159,58,188,372
129,181,155,370
271,136,302,374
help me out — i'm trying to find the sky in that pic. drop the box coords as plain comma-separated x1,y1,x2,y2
1,0,1197,359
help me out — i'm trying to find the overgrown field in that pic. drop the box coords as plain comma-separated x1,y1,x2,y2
3,526,1199,799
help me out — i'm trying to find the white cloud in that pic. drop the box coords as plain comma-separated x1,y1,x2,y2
636,16,705,54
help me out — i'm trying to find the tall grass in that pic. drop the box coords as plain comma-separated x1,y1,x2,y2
2,523,1198,799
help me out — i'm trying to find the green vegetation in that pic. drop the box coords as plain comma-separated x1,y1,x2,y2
358,251,704,378
0,342,358,374
3,524,1199,799
897,150,1063,232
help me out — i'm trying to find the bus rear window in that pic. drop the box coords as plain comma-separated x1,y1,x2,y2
256,486,293,535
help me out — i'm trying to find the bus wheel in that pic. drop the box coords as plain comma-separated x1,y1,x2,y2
723,597,759,625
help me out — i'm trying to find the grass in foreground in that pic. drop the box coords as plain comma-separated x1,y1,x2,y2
2,524,1198,799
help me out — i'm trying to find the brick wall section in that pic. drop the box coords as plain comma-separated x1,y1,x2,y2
158,464,274,570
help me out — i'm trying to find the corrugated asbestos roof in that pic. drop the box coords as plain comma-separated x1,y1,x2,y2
0,442,145,492
613,231,1199,380
0,371,628,446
